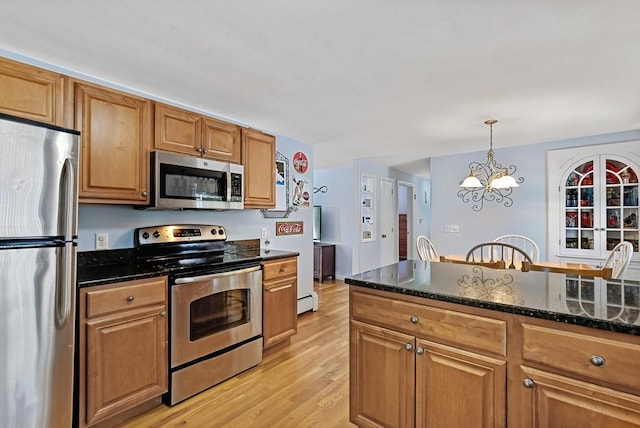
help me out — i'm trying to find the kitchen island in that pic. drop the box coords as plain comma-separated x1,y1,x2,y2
346,260,640,428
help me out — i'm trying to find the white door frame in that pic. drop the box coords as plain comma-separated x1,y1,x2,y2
379,177,396,266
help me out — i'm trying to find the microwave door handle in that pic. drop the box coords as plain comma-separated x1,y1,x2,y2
174,265,261,284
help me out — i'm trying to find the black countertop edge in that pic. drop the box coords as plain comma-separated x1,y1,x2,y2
77,248,299,288
345,278,640,336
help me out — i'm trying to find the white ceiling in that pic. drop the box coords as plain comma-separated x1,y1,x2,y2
1,0,639,177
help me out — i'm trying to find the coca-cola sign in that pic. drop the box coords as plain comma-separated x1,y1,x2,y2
275,221,304,236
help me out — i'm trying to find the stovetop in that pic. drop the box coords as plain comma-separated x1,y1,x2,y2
134,225,265,278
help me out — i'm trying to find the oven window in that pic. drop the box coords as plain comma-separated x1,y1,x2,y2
189,289,250,341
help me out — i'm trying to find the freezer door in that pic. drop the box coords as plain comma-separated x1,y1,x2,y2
0,116,79,239
0,244,76,428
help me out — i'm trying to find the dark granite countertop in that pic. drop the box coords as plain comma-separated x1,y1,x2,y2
77,246,299,288
345,260,640,336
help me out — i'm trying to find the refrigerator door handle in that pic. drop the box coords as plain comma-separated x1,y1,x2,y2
61,157,76,241
56,243,76,327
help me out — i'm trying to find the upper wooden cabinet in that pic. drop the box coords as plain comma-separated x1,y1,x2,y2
242,128,276,209
0,57,64,126
67,79,152,204
154,103,241,163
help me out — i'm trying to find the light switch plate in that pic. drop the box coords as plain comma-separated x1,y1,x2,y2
444,224,460,233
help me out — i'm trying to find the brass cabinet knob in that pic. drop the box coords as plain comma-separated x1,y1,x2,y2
126,295,134,302
410,316,419,324
404,343,413,352
141,191,148,197
416,347,424,355
522,378,535,389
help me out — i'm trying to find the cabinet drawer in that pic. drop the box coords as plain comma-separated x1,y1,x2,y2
86,277,167,318
351,291,506,356
520,322,640,391
262,258,297,281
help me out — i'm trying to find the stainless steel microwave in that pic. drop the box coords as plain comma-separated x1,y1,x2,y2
149,151,243,210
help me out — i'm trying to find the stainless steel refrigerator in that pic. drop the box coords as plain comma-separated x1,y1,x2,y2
0,113,79,427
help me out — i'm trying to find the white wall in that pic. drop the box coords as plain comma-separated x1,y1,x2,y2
430,130,640,260
312,165,354,278
314,159,430,277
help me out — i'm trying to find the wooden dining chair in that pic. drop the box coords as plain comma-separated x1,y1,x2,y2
417,235,439,261
439,255,506,269
521,261,613,279
465,242,532,269
493,234,540,262
603,241,634,279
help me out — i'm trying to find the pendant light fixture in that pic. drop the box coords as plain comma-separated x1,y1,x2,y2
457,119,523,211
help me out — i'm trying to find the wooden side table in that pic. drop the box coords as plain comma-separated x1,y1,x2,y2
313,242,335,283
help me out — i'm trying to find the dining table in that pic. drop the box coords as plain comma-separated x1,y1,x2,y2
439,254,602,272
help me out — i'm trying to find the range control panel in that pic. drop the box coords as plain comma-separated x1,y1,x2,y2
136,224,227,245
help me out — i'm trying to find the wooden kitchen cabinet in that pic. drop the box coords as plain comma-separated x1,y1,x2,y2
0,56,65,125
262,257,298,349
350,288,507,428
67,79,152,204
509,316,640,427
242,128,276,209
78,276,168,428
350,320,415,428
154,103,241,163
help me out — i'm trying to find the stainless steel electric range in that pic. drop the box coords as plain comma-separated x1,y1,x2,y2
135,224,263,405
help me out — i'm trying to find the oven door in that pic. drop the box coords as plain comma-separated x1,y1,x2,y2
171,265,262,368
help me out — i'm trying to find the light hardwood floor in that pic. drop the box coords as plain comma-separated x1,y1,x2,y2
120,279,354,428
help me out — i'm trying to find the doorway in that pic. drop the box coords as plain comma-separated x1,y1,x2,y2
379,177,396,266
398,181,413,260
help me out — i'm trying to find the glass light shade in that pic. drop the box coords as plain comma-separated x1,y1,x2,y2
460,175,483,188
493,174,519,189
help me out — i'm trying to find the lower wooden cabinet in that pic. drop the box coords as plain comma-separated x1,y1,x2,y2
513,365,640,427
350,320,415,428
416,341,506,428
349,319,506,428
262,257,298,348
350,286,640,428
78,276,168,427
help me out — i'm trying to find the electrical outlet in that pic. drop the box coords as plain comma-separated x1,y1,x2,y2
444,224,460,233
261,227,268,239
96,232,109,250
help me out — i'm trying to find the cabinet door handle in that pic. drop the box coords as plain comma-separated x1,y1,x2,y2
404,343,413,351
126,295,135,302
160,311,167,317
141,190,148,197
410,316,419,324
522,378,535,389
416,347,424,355
590,355,605,367
382,234,387,238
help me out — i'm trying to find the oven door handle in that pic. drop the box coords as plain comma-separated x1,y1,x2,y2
174,265,262,284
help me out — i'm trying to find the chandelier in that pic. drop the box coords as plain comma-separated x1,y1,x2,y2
457,119,523,211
